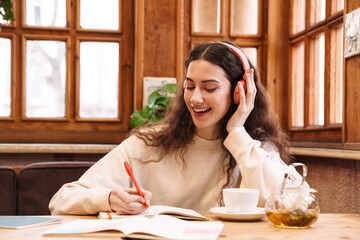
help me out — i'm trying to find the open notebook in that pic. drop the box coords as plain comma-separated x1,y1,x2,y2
42,215,224,240
98,205,208,221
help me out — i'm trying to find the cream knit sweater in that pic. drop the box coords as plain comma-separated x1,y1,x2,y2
49,127,289,215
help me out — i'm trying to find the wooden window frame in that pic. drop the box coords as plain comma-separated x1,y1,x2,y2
0,0,134,144
0,33,15,122
189,0,265,77
228,0,263,39
21,0,71,31
190,0,226,37
21,34,71,122
75,0,123,34
288,0,344,147
75,37,123,122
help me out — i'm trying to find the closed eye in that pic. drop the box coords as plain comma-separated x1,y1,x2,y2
205,88,217,92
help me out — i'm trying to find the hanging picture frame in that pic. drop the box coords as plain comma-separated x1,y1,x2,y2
344,7,360,58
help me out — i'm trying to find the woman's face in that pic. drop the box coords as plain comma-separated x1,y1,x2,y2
184,59,232,140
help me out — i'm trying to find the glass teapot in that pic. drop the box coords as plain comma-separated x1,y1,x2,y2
265,163,320,229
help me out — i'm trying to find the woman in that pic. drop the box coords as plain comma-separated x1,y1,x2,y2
49,42,291,215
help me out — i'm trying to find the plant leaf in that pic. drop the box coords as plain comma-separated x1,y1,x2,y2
154,97,168,106
130,83,177,128
161,83,177,94
147,91,163,107
0,0,15,21
130,110,148,128
130,105,153,128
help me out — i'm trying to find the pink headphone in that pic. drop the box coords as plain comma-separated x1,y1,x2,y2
218,42,250,105
184,42,250,105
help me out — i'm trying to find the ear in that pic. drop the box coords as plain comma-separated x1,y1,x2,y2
183,68,188,91
183,81,187,90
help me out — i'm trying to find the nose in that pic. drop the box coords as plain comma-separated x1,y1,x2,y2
190,87,203,104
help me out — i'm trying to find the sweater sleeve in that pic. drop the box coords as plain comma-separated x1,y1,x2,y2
48,140,134,215
223,127,288,207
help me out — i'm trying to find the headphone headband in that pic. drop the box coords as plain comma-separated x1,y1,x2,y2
217,42,250,71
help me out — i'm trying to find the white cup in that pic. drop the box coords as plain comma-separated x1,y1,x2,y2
223,188,259,213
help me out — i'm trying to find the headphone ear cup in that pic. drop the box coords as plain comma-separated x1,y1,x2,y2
233,82,240,105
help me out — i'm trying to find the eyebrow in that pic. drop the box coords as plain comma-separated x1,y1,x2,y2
185,77,220,84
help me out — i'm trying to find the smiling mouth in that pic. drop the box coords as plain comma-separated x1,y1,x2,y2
193,108,211,114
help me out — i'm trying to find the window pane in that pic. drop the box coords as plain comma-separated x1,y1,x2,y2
330,26,343,124
0,38,11,117
331,0,344,14
79,42,119,118
241,47,257,68
291,0,306,34
192,0,221,34
0,13,11,25
230,0,258,35
291,42,304,127
310,0,326,25
26,0,66,27
26,40,66,117
80,0,119,30
309,33,325,126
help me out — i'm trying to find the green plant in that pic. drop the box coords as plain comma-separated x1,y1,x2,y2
130,83,177,128
0,0,14,21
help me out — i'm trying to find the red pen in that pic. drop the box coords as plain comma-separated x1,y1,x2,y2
124,161,149,209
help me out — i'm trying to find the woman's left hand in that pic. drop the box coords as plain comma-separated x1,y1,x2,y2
226,68,256,133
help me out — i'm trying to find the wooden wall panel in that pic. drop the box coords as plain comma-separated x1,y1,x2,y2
267,0,289,131
144,0,177,77
344,0,360,149
134,0,185,111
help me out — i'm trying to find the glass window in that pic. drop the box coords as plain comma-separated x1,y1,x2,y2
291,42,305,127
0,38,11,117
288,0,344,144
0,15,11,25
79,42,119,118
330,26,343,124
291,0,306,34
80,0,119,30
192,0,221,34
26,0,66,27
310,0,326,25
242,47,257,68
308,33,325,126
331,0,344,14
25,40,66,117
230,0,258,35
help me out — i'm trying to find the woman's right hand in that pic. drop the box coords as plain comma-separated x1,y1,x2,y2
226,69,256,133
108,187,152,214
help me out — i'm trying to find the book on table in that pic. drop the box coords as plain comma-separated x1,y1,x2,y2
0,216,61,229
98,205,208,221
42,214,224,240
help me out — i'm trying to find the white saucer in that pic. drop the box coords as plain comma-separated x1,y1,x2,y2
210,207,266,221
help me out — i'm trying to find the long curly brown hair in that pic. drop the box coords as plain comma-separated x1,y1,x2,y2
131,41,290,201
